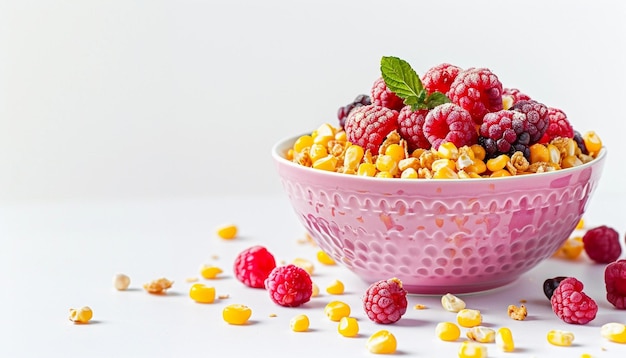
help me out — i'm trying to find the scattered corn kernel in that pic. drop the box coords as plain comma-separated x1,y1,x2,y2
292,258,314,275
218,293,230,299
185,277,199,283
435,322,461,341
311,282,320,297
222,304,252,325
458,340,487,358
69,306,93,324
547,329,575,346
366,330,397,354
143,277,173,294
555,236,584,259
413,304,426,310
457,308,482,328
442,293,466,312
583,131,602,153
467,326,496,343
507,304,527,321
200,265,223,279
216,224,238,240
189,283,216,303
326,279,345,295
316,250,336,265
496,327,515,352
601,322,626,343
113,273,130,291
580,354,592,358
338,316,359,337
576,218,585,230
290,314,310,332
324,301,351,322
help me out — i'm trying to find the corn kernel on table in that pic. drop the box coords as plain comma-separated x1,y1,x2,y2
2,193,626,357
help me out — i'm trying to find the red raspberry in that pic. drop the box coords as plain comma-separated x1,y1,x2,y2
582,225,622,264
550,277,598,325
478,110,530,159
233,245,277,289
344,104,399,154
264,264,312,307
422,63,462,95
447,67,503,125
540,107,574,143
510,100,549,143
605,259,626,309
502,88,531,105
397,106,430,152
371,77,405,111
422,103,477,150
363,278,408,324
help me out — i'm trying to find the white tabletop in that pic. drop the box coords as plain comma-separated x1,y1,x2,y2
2,193,626,357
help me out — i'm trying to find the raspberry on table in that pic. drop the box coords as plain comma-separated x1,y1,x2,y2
265,264,313,307
363,277,408,324
543,276,568,300
605,259,626,309
510,100,549,143
550,277,598,324
502,87,531,105
478,109,531,159
371,77,405,111
344,104,399,155
337,94,371,129
422,63,462,95
582,225,622,264
447,67,504,124
422,103,478,150
233,245,277,289
397,106,430,152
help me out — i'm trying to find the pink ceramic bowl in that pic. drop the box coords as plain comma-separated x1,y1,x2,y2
272,135,607,294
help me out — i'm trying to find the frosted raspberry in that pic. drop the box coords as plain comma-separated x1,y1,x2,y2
422,103,477,150
371,77,405,111
233,245,277,289
551,277,598,325
264,264,312,307
582,225,622,264
502,88,531,105
478,110,530,159
344,104,399,154
447,67,503,124
540,107,574,143
337,94,371,128
605,259,626,309
363,278,408,324
397,106,430,151
422,63,462,95
510,100,549,143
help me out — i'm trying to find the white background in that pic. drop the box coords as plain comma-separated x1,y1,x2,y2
1,0,625,203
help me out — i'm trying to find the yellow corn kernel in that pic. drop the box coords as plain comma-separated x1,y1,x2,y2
432,158,456,172
547,144,561,164
580,354,592,358
470,144,486,161
313,135,334,147
555,236,583,259
465,158,487,174
502,95,514,110
366,330,397,354
290,314,310,332
490,169,512,178
457,308,482,328
335,130,347,142
309,143,328,163
467,326,496,343
326,279,345,295
375,154,398,175
458,341,487,358
216,224,238,240
441,293,466,312
486,154,510,172
601,322,626,343
113,273,131,291
222,304,252,325
69,306,93,324
433,166,459,179
316,123,336,138
411,148,427,159
286,148,295,160
200,265,223,279
583,131,602,153
561,155,583,169
357,162,377,177
313,155,338,171
189,283,216,303
529,143,549,163
576,218,585,230
293,135,314,153
316,250,336,265
311,282,320,297
401,167,418,179
324,301,351,321
496,327,515,352
344,145,365,170
456,153,474,171
385,143,405,162
338,316,359,337
438,142,459,160
435,322,461,341
547,329,574,346
292,258,314,275
375,171,394,178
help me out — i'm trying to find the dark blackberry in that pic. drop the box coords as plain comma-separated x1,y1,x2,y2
478,110,531,159
573,130,588,155
337,94,371,128
543,276,568,300
510,100,549,143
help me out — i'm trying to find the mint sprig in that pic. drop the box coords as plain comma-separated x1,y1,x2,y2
380,56,450,111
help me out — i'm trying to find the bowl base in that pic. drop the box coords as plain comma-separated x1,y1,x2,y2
394,277,518,295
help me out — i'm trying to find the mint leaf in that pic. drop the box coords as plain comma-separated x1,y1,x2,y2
425,91,451,108
380,56,424,103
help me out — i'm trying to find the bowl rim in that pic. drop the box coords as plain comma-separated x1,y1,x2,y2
271,133,607,184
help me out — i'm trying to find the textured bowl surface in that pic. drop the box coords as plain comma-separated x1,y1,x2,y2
272,135,607,294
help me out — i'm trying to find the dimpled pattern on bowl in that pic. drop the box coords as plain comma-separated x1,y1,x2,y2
272,136,606,294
